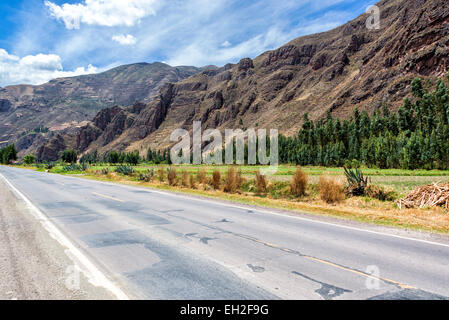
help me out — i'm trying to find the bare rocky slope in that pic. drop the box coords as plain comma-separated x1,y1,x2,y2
0,63,208,157
13,0,449,160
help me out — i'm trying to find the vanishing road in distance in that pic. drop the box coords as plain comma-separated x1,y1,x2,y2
1,166,448,300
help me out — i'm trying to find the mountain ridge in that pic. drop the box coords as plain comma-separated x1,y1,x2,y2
5,0,449,161
0,62,212,156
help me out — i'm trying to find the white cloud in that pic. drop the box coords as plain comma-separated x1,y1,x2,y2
167,26,297,67
45,0,160,29
0,49,20,62
3,0,366,87
221,41,231,47
0,49,97,86
112,34,137,46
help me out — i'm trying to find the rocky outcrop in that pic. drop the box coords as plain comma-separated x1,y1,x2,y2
0,62,205,153
0,99,11,112
36,134,66,162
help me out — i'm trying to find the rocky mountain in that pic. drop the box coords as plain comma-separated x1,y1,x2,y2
19,0,449,160
0,62,207,156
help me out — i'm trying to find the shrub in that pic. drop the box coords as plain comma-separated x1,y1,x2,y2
189,175,197,189
62,163,89,172
181,171,189,187
61,149,77,164
236,169,244,189
366,185,398,201
45,162,55,170
0,144,18,164
290,168,308,197
138,170,152,182
23,154,35,165
268,181,290,199
211,170,221,190
223,167,238,193
319,175,345,204
80,150,98,164
105,151,120,164
115,166,134,176
351,159,361,169
197,169,207,184
167,167,178,186
157,167,165,182
255,172,267,194
344,167,369,196
101,168,109,175
124,151,140,165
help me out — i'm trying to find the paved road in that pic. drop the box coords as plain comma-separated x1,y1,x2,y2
1,166,449,300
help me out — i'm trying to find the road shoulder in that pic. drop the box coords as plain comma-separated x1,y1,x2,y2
0,177,115,300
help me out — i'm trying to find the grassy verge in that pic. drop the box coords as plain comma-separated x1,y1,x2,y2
13,163,449,235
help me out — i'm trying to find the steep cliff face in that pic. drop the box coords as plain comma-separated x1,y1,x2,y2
0,62,207,158
73,0,449,158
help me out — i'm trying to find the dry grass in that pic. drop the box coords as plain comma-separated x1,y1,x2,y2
167,167,178,186
224,167,238,193
181,171,188,187
255,172,267,194
197,169,207,185
236,169,244,190
157,167,165,182
366,184,397,202
290,168,308,197
319,175,345,204
212,170,221,190
189,174,197,189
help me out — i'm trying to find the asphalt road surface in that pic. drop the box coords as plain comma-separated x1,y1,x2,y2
1,166,448,300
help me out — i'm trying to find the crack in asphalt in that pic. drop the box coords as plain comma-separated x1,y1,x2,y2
292,271,352,300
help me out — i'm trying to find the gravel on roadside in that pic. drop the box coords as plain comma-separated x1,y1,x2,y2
0,178,116,300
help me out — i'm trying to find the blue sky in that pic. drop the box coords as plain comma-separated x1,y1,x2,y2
0,0,376,87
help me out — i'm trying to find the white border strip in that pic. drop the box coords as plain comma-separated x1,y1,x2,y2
0,172,129,300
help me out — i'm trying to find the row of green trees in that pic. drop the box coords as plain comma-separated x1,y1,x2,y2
5,76,448,170
0,144,17,164
279,76,449,169
80,149,172,165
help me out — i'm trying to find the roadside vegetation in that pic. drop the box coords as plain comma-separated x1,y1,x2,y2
8,160,449,234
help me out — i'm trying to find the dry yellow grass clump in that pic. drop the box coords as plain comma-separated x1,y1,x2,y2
318,175,345,204
157,167,165,182
255,172,267,194
189,174,197,189
211,170,221,190
197,169,207,185
181,171,188,187
290,168,308,197
167,167,177,186
224,167,238,193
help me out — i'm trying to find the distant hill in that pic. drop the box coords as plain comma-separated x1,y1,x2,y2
0,62,208,154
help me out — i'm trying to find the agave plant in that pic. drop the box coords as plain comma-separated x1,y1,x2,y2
344,167,370,196
115,165,134,176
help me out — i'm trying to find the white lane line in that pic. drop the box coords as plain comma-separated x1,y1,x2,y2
0,172,130,300
5,166,449,249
